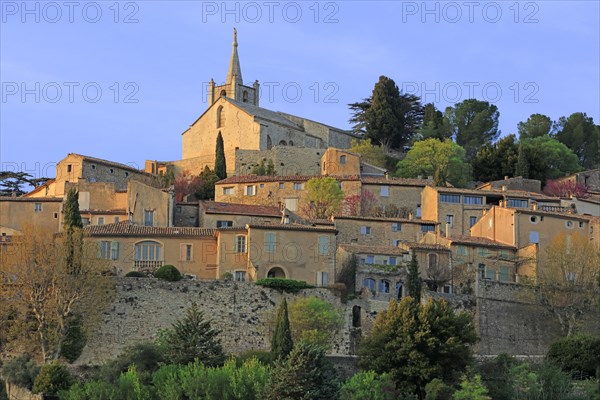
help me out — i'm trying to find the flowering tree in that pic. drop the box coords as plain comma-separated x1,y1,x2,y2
342,190,378,217
543,179,589,199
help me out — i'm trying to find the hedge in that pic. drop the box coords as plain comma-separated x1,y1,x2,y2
153,265,182,282
255,278,314,293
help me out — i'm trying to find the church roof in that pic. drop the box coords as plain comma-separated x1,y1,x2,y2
223,97,303,130
226,28,242,83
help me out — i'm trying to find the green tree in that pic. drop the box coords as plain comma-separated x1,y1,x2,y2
452,374,490,400
0,353,40,390
215,132,227,179
518,113,554,139
407,251,422,303
63,187,83,274
396,139,469,187
339,371,398,400
288,297,344,350
447,99,500,161
157,302,225,366
353,76,424,150
471,134,519,183
32,361,73,395
359,298,477,398
547,335,600,377
271,298,293,360
0,171,34,196
301,177,344,219
555,112,600,169
520,135,581,185
100,342,165,384
267,341,339,400
194,166,220,200
515,142,529,178
349,139,387,168
424,378,454,400
418,103,452,141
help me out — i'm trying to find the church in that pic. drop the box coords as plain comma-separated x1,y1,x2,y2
157,29,358,177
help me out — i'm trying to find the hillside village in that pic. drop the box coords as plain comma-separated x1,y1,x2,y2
1,29,599,399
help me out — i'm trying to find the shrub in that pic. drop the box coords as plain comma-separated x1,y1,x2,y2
255,278,314,293
58,380,117,400
547,335,600,378
221,272,233,281
236,350,274,367
60,314,86,363
425,378,454,400
0,353,40,390
100,342,164,384
125,271,146,278
288,297,344,349
153,265,182,282
340,371,397,400
32,361,73,395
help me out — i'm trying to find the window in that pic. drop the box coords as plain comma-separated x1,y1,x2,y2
478,264,486,279
217,106,224,128
235,271,246,282
293,182,303,190
478,247,487,257
339,155,346,164
391,223,401,232
265,232,276,253
242,90,248,103
217,220,233,228
565,271,576,282
317,271,328,287
53,212,58,219
67,164,72,172
499,266,510,282
100,241,111,259
144,210,154,227
109,168,114,174
440,194,460,203
529,216,538,224
363,278,376,294
389,256,397,265
260,183,265,188
234,235,246,253
565,220,574,229
578,221,584,228
223,187,234,195
469,216,478,227
499,249,510,259
366,255,375,264
421,224,435,232
135,241,162,267
529,231,539,244
284,198,299,212
279,182,284,189
508,198,528,208
91,164,96,170
485,268,496,280
457,245,466,256
392,239,401,246
34,203,42,212
416,205,422,218
445,215,454,226
318,235,329,255
114,217,120,223
81,218,90,226
125,172,129,177
379,280,390,293
245,185,256,196
380,186,389,197
360,226,372,235
464,196,483,205
97,217,105,225
428,253,438,269
180,244,192,261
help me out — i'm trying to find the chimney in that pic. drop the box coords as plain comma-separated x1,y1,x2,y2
384,172,389,180
504,176,509,181
408,212,413,221
532,202,538,211
501,185,507,192
445,223,450,238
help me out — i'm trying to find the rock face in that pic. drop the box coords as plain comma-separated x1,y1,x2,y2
76,278,600,365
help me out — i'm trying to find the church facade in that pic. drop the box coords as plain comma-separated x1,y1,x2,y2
177,29,358,176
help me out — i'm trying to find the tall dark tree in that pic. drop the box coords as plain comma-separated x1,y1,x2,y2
63,188,83,229
472,134,519,182
447,99,500,161
271,297,293,360
418,103,452,141
515,143,529,178
407,251,422,303
517,113,554,139
215,132,227,180
554,112,600,169
63,188,83,274
194,166,220,200
351,76,423,151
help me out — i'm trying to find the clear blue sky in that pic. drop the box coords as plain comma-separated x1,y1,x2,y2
1,1,599,180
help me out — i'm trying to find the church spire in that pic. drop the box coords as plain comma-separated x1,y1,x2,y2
226,28,242,84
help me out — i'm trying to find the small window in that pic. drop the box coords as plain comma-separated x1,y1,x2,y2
499,266,510,282
379,280,390,293
180,244,193,261
360,226,372,235
391,223,401,232
53,212,58,219
478,264,486,279
366,255,375,264
464,196,483,205
445,215,454,226
109,168,114,174
114,217,120,223
234,235,246,253
508,198,528,208
34,203,42,212
91,164,96,170
440,194,460,203
144,210,154,227
81,218,90,226
111,241,119,260
416,205,422,218
99,241,111,259
363,278,376,294
67,164,72,173
279,182,284,189
235,271,246,282
578,221,584,228
242,90,248,103
245,185,256,196
565,220,574,229
265,232,276,253
97,217,105,225
469,216,478,227
457,245,466,256
223,187,234,195
317,271,328,287
392,239,401,246
421,224,435,232
339,155,347,164
485,268,496,280
125,172,129,177
217,220,233,228
380,186,389,197
318,235,329,255
529,231,539,244
389,257,397,265
260,183,265,188
530,216,538,224
478,247,486,257
293,182,303,190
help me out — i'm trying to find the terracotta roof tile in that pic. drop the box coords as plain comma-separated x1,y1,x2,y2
334,215,439,225
400,241,452,252
247,223,337,233
201,201,281,217
361,176,432,186
0,196,62,202
448,235,516,250
339,244,409,256
216,175,361,184
85,222,215,237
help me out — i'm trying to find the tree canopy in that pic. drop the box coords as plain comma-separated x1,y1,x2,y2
554,112,600,169
517,113,554,140
302,177,344,219
519,135,581,184
471,134,519,183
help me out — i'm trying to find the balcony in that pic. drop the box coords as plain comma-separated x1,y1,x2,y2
134,260,163,274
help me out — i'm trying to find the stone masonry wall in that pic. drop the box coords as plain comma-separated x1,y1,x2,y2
234,147,324,176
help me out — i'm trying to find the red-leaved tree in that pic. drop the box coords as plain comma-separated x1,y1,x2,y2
543,179,589,199
342,190,378,216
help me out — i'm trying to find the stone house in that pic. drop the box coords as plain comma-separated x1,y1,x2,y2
476,176,542,193
556,168,600,192
421,186,562,237
333,215,439,247
360,176,432,217
198,201,282,228
0,196,63,235
85,222,218,279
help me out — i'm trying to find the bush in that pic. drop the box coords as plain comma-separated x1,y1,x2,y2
221,272,233,281
125,271,146,278
236,350,274,367
255,278,314,293
100,342,164,384
425,378,454,400
547,335,600,378
60,314,86,363
288,297,344,349
59,380,117,400
340,371,397,400
32,361,73,395
0,353,40,390
153,265,182,282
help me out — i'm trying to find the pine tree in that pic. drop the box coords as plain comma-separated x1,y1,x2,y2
407,251,422,303
215,132,227,180
271,297,293,360
515,143,529,178
158,302,224,366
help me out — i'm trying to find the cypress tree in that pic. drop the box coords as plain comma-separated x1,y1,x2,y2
407,251,422,303
63,188,83,273
63,188,83,229
271,297,293,360
215,132,227,180
515,143,529,178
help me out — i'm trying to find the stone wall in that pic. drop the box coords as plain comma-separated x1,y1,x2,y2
234,146,324,176
76,278,351,365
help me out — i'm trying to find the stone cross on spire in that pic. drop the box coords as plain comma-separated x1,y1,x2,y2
226,28,242,84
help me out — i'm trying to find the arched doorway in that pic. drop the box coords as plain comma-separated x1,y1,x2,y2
267,266,286,278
